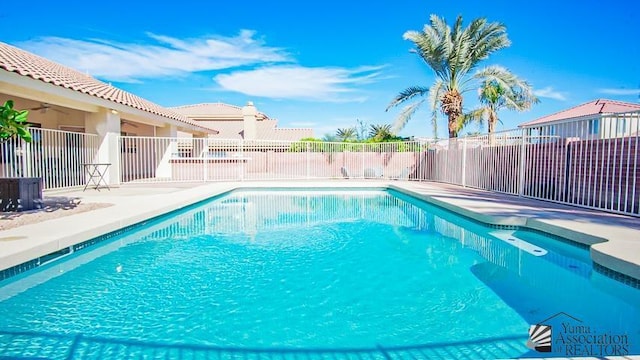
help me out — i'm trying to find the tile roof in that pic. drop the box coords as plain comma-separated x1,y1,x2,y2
173,102,313,141
172,102,269,120
0,41,213,132
520,99,640,127
197,119,313,141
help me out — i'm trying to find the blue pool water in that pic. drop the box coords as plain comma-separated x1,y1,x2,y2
0,189,638,359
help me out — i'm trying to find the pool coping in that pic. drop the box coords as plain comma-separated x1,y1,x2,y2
0,181,639,285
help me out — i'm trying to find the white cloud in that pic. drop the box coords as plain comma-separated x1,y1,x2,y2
599,88,640,96
533,86,567,101
19,30,290,83
214,65,384,102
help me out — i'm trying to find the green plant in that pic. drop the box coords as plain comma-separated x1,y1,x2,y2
0,100,32,142
369,124,400,142
336,127,357,142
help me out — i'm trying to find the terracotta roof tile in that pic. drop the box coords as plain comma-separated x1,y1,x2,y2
520,99,640,127
172,102,269,120
0,41,213,132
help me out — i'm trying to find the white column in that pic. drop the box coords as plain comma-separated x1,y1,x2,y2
242,101,257,140
84,109,121,185
155,125,177,179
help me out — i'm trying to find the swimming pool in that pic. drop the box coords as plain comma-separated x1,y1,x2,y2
0,188,638,359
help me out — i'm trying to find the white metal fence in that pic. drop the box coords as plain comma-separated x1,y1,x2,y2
119,136,425,183
413,111,639,216
0,128,99,190
117,111,639,216
1,112,636,217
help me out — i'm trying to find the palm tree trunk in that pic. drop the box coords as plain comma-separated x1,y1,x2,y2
448,115,458,138
442,90,463,138
488,112,497,146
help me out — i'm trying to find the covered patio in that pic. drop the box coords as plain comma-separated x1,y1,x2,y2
0,41,216,189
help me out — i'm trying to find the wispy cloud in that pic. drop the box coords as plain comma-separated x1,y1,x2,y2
18,30,291,83
533,86,567,101
214,65,384,102
598,88,640,96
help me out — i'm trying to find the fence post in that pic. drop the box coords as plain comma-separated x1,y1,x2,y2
518,128,527,196
20,138,31,177
306,142,310,179
361,143,365,178
461,137,467,187
238,140,244,181
202,138,208,182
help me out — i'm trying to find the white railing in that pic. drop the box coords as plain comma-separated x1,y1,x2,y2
0,112,630,216
521,111,640,215
118,111,640,217
119,136,424,183
0,128,99,190
416,111,639,216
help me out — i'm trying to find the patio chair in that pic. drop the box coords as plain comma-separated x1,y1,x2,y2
340,166,350,179
363,167,383,179
391,167,410,180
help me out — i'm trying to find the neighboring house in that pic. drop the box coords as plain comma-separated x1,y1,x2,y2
519,99,640,140
172,102,314,141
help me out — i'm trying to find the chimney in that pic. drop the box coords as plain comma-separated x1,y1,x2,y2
242,101,257,140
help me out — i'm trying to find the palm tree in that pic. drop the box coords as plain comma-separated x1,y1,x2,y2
387,14,514,138
368,124,394,142
466,66,539,134
335,127,356,142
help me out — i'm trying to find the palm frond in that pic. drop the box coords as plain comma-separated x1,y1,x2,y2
463,108,488,126
386,86,429,110
427,80,446,136
391,100,425,133
469,21,510,64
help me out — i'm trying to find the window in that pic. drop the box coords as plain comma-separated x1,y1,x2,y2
616,119,627,135
547,126,556,136
120,132,137,153
588,119,600,135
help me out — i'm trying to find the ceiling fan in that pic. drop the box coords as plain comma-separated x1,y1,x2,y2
28,103,69,115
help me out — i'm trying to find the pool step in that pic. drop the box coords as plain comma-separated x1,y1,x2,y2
489,231,548,256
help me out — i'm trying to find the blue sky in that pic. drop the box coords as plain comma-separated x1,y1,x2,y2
2,0,639,138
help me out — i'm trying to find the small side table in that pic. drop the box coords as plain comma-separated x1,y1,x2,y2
81,163,112,191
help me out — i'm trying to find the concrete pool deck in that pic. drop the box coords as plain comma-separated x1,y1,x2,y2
0,180,639,284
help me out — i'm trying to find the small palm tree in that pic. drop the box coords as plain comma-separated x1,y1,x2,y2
335,127,356,142
466,66,539,134
387,14,515,138
368,124,394,142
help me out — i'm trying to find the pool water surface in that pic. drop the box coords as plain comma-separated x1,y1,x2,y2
0,189,638,359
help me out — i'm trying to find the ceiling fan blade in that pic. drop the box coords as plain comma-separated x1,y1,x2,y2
121,120,139,128
51,108,69,115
